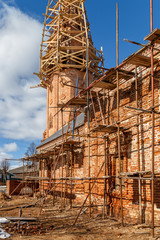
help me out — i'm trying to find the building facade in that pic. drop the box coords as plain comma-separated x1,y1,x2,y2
37,0,160,227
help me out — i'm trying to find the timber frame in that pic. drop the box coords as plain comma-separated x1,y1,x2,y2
38,0,104,88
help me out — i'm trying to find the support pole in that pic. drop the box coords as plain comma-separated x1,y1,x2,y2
61,109,64,209
82,2,91,218
70,146,74,209
135,67,142,224
53,150,56,206
116,2,123,226
103,137,107,218
72,75,79,139
150,0,155,236
23,160,24,181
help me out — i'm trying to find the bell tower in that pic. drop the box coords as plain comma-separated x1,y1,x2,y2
38,0,104,138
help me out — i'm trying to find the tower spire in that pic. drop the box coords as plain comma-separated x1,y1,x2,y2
39,0,103,87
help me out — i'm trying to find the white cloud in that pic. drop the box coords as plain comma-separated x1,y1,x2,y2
0,151,12,162
4,142,18,152
0,142,18,163
0,2,46,140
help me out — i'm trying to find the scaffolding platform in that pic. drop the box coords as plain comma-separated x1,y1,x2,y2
144,28,160,43
63,140,81,146
91,125,118,133
94,79,116,89
106,69,135,81
126,54,157,67
58,91,97,108
120,171,152,177
92,68,134,90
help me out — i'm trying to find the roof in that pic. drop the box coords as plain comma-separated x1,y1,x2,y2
37,113,85,148
0,169,13,175
9,164,39,174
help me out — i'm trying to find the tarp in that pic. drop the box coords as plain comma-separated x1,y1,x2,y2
0,218,10,239
0,228,10,239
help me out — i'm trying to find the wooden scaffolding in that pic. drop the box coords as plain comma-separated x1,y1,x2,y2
7,0,160,238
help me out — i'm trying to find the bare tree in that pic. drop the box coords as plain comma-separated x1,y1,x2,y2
1,159,10,183
24,142,38,157
24,142,38,169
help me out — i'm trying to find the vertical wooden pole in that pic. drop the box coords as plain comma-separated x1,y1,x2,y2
23,160,24,181
88,134,91,218
103,136,107,218
61,109,64,209
53,151,56,205
34,159,36,195
135,67,142,224
82,1,91,218
46,87,49,138
70,146,74,209
66,150,69,206
150,0,155,237
116,2,123,226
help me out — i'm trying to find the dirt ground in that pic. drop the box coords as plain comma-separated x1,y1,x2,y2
0,195,159,240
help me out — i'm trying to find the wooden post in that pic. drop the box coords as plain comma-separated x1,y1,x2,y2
116,2,123,226
150,0,155,237
53,151,56,206
70,146,74,209
103,137,107,218
61,109,64,209
135,67,142,224
82,1,91,218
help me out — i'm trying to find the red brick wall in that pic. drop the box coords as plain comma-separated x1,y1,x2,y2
7,180,23,195
6,180,38,196
39,64,160,224
45,69,93,138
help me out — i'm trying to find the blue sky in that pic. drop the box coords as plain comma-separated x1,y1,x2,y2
10,0,160,66
0,0,160,169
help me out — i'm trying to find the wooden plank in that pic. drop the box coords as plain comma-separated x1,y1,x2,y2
118,69,135,79
62,30,84,34
92,125,118,133
59,64,83,69
127,54,158,67
120,171,152,176
6,217,38,222
60,46,86,51
144,28,160,43
94,80,116,90
64,140,81,145
57,103,76,108
72,99,87,104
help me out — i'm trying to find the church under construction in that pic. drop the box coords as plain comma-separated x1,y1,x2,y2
8,0,160,237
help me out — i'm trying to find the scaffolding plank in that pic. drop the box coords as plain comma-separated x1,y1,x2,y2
127,54,156,67
92,125,118,133
64,140,81,145
107,69,135,81
57,101,86,108
118,69,135,79
94,80,116,89
144,28,160,43
57,103,75,108
120,171,152,176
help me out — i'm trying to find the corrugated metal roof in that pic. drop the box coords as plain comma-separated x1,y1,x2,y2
9,164,39,174
38,113,85,148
